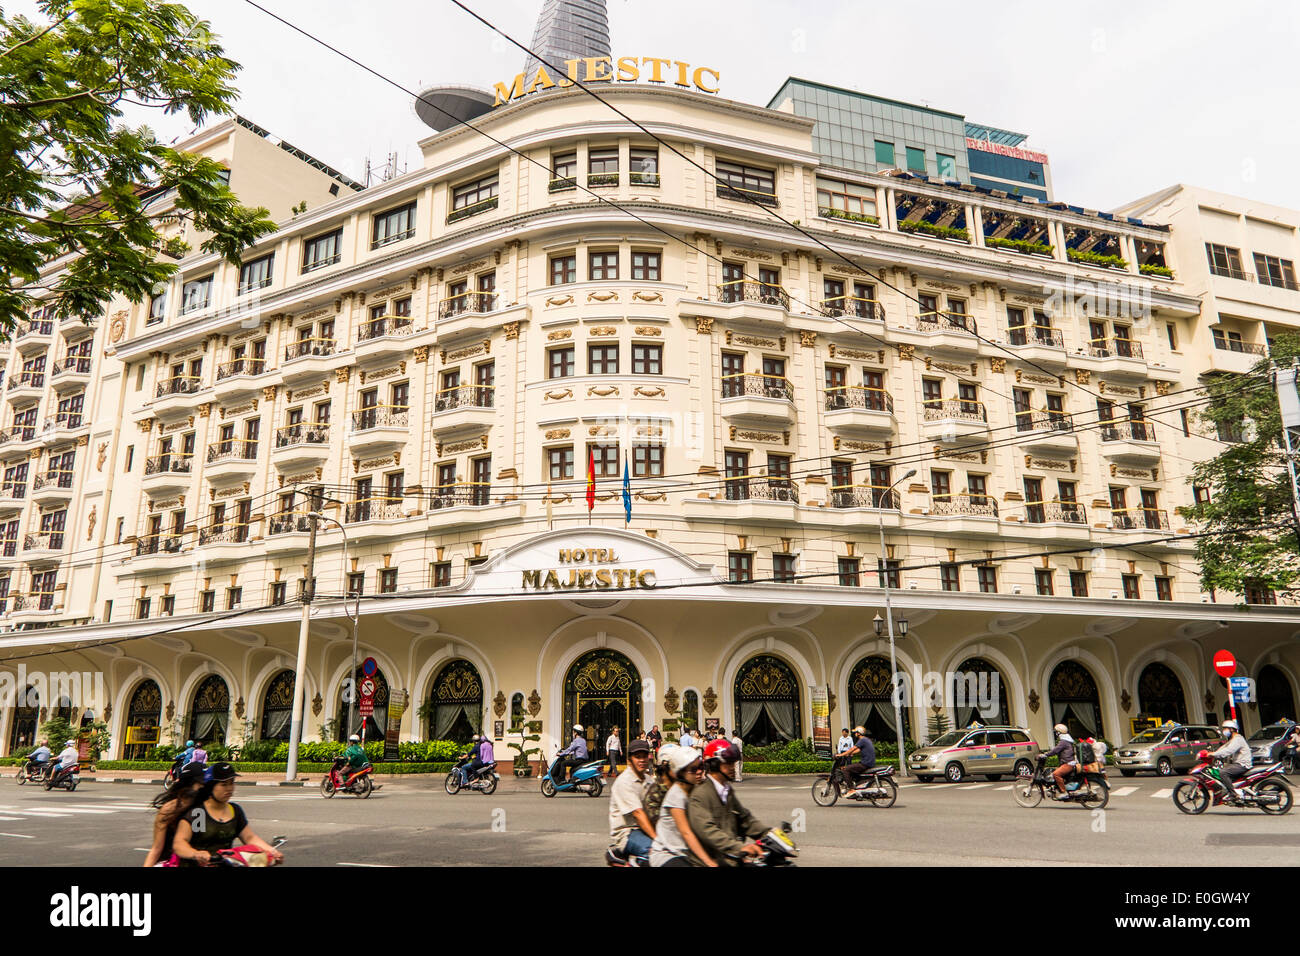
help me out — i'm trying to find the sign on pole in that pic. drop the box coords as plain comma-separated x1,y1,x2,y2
383,690,407,762
362,657,378,678
1229,676,1254,704
811,685,831,757
1214,650,1238,722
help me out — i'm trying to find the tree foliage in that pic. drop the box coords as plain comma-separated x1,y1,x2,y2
0,0,276,332
1184,332,1300,599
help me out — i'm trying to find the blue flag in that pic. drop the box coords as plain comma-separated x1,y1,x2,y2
622,458,632,525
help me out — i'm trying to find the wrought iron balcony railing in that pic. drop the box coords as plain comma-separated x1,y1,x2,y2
155,375,201,398
1110,508,1169,531
357,314,415,342
824,386,893,413
284,338,336,361
1100,419,1156,443
438,291,499,319
930,493,998,517
721,476,798,503
428,484,492,509
434,384,494,412
720,373,793,402
33,470,74,491
820,296,885,321
923,399,987,422
206,439,258,463
216,358,267,380
144,454,193,476
829,484,900,510
344,497,406,523
917,311,977,335
1024,501,1088,525
351,405,408,431
1007,325,1064,348
1015,409,1074,433
275,422,329,448
717,280,789,310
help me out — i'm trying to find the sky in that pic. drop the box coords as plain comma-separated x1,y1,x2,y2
18,0,1300,211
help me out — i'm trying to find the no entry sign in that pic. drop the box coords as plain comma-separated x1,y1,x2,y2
1213,650,1237,678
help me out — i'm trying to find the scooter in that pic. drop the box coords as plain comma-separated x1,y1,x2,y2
540,750,605,797
445,751,499,795
15,759,51,785
726,822,800,867
1173,750,1293,815
320,755,375,798
44,763,80,792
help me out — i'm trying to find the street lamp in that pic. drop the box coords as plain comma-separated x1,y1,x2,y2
877,467,917,777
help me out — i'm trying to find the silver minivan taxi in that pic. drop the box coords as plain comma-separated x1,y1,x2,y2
1248,722,1298,766
908,726,1041,783
1114,723,1219,776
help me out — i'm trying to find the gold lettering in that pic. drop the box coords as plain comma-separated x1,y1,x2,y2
522,570,541,589
692,66,720,94
583,57,613,82
543,570,561,590
637,569,656,588
642,57,671,83
564,569,577,589
493,74,526,106
616,56,640,82
556,58,580,88
578,570,594,589
558,549,572,563
595,569,612,588
608,549,618,562
674,60,690,87
614,569,628,588
526,66,556,96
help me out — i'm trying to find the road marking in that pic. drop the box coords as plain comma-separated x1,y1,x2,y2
0,832,34,839
337,861,395,867
0,816,23,821
1152,788,1174,799
994,785,1014,791
959,783,992,790
1112,786,1139,797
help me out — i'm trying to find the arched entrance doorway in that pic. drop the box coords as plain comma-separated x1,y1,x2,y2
1049,660,1104,739
952,658,1010,728
427,660,483,742
337,666,389,741
848,656,907,743
259,671,295,741
7,685,39,755
681,689,699,736
563,650,641,759
1137,662,1187,725
735,655,802,747
124,680,162,759
188,675,230,745
1257,665,1297,726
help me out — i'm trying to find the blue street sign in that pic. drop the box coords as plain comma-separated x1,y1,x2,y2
362,657,378,677
1229,676,1253,703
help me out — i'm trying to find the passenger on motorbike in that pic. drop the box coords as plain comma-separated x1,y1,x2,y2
1211,720,1252,803
457,734,483,785
342,734,369,784
649,747,713,868
839,726,877,790
25,739,51,773
607,739,656,865
555,724,589,783
171,762,284,866
687,739,766,867
48,740,79,787
179,740,196,765
1043,724,1076,799
144,761,207,867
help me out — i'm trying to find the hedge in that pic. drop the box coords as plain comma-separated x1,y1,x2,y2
985,235,1053,256
1066,248,1128,269
899,219,969,242
143,740,464,764
92,760,458,774
818,206,880,226
1139,263,1174,278
744,758,900,774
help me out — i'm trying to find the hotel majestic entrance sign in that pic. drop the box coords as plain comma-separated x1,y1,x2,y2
493,57,721,106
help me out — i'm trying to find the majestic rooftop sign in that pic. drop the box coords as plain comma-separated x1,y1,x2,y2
493,57,721,107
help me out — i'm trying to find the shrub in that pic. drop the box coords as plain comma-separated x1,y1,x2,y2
818,206,880,226
899,219,969,242
1139,263,1174,278
985,235,1053,256
1066,248,1128,269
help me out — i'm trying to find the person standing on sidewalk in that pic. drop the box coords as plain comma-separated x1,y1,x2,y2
729,728,744,782
605,726,622,777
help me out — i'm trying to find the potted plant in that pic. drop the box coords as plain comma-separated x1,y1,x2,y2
508,730,541,777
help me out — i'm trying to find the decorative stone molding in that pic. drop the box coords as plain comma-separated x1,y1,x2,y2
493,691,507,719
587,291,619,303
728,427,787,444
544,388,573,401
635,425,664,437
137,418,154,433
633,326,662,336
934,446,988,463
703,687,718,715
590,326,618,336
355,453,400,472
362,363,406,383
450,258,488,278
503,321,520,340
829,344,883,362
1154,381,1171,396
440,340,490,364
635,491,666,502
545,295,574,307
262,386,278,402
1074,369,1091,385
1098,381,1141,398
220,400,257,418
925,358,978,376
413,345,430,363
632,291,663,303
96,442,109,471
281,468,323,485
312,693,323,717
726,331,783,349
289,383,328,401
588,425,618,437
834,438,885,453
1016,370,1062,386
897,344,915,361
544,429,571,440
695,316,714,334
587,385,619,397
990,357,1006,373
799,330,817,348
1024,456,1076,472
436,434,489,456
546,329,573,341
335,367,351,383
632,386,665,398
527,689,541,717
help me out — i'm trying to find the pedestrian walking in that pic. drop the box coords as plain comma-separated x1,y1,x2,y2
729,728,744,781
606,726,622,777
646,724,662,760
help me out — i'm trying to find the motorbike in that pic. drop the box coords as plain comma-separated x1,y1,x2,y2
1012,755,1109,809
1173,750,1293,815
44,763,80,792
320,756,375,798
811,755,898,807
209,836,288,868
15,759,51,785
540,750,605,797
163,755,186,787
445,751,499,795
727,822,800,867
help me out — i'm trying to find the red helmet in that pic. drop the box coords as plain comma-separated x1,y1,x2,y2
704,739,741,764
1196,749,1211,761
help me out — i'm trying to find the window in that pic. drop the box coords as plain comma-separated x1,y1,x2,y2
630,147,659,185
715,159,776,204
874,141,895,167
1122,574,1141,599
588,146,619,176
589,443,619,478
876,560,901,589
226,587,243,610
906,146,926,173
161,594,175,616
728,551,753,582
125,445,134,471
548,346,574,379
148,290,168,325
632,343,662,375
181,275,212,313
838,557,861,587
1069,571,1088,597
940,563,960,592
1193,485,1210,506
632,443,664,478
238,254,274,294
548,446,574,480
1253,253,1298,290
1035,569,1054,596
816,177,877,219
589,251,618,280
588,344,619,375
977,565,998,593
1181,408,1191,436
550,254,576,285
551,152,577,187
451,174,499,211
631,251,661,280
380,568,398,593
1166,323,1178,351
1244,583,1277,605
136,597,151,620
200,589,215,613
936,153,956,178
302,229,342,273
431,562,451,588
371,201,416,248
773,554,796,583
1155,577,1173,601
271,581,287,606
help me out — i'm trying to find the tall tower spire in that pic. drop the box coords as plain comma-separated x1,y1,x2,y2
522,0,612,90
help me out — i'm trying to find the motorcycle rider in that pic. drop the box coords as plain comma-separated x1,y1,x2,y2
180,740,196,765
555,724,588,784
48,739,79,787
1211,719,1252,803
839,726,877,790
687,739,766,866
1043,724,1077,799
607,739,656,865
458,734,483,786
342,734,369,785
25,739,51,779
171,762,283,866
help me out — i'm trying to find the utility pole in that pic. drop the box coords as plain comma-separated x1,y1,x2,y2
285,509,318,782
1274,364,1300,544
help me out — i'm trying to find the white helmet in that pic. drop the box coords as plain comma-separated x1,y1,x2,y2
667,746,701,775
65,740,75,746
1053,724,1068,735
572,724,584,733
1221,720,1238,731
348,734,360,742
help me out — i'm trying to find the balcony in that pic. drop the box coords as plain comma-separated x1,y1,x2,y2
1016,501,1092,544
50,356,92,390
15,319,53,351
824,387,895,437
31,470,74,504
265,511,314,555
912,311,979,355
22,532,64,560
830,485,900,511
152,375,203,418
40,411,85,443
437,291,499,321
0,482,25,511
271,422,330,470
446,195,498,225
431,384,495,437
1099,419,1161,465
0,424,38,452
921,399,988,441
10,591,57,616
719,374,796,427
347,405,408,454
820,296,885,322
344,497,411,541
355,314,418,361
142,454,193,494
129,533,186,572
716,280,789,311
548,176,578,194
1014,410,1077,455
925,493,1001,536
1005,325,1068,367
281,338,339,383
715,182,778,207
1076,337,1148,380
700,476,800,524
205,439,259,483
197,524,254,561
426,484,510,532
1207,336,1267,374
213,358,269,401
1110,508,1170,533
6,371,45,402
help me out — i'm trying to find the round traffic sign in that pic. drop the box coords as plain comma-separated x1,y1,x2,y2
1213,649,1236,677
362,657,377,677
359,677,376,699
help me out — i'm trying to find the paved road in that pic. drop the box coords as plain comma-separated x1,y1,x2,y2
1,773,1297,866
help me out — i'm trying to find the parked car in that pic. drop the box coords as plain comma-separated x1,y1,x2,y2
1249,721,1298,771
908,726,1041,783
1114,723,1220,776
